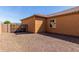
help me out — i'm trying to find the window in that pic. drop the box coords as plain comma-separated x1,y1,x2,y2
49,18,56,28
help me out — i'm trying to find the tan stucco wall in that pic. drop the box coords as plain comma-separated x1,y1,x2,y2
0,24,1,34
21,16,46,33
21,16,35,33
2,24,8,33
0,24,23,33
21,13,79,36
1,24,11,33
35,16,46,33
46,13,79,36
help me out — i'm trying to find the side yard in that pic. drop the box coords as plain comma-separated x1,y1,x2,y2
0,33,79,52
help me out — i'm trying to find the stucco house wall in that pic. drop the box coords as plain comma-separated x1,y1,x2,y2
21,16,35,33
21,13,79,37
35,16,46,33
46,13,79,36
21,15,46,33
0,24,1,34
21,7,79,37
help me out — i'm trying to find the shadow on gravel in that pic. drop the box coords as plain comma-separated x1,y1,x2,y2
14,32,33,35
39,33,79,44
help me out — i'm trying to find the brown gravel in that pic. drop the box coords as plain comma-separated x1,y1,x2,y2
0,33,79,52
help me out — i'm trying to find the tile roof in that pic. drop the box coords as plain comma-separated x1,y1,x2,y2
21,14,47,21
49,6,79,17
21,6,79,21
34,14,48,17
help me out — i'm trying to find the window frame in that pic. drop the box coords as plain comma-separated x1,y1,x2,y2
49,18,56,28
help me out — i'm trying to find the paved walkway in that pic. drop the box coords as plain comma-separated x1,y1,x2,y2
0,33,79,52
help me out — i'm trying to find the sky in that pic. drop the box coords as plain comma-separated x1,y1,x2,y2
0,6,74,23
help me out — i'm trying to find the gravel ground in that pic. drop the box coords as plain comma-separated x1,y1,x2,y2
0,33,79,52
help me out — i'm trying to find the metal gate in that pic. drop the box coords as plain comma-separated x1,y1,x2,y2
14,24,28,33
20,24,28,32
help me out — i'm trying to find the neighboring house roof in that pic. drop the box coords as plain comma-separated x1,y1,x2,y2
21,6,79,21
49,6,79,17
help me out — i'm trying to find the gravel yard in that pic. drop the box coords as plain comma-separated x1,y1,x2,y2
0,33,79,52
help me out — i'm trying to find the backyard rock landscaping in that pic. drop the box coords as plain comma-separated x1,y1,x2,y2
0,33,79,52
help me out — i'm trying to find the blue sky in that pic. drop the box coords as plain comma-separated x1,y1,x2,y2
0,6,74,23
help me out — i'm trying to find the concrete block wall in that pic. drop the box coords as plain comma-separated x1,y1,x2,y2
1,24,10,33
0,24,20,33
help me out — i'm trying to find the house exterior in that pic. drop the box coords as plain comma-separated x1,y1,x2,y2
21,15,47,33
21,6,79,37
0,24,1,34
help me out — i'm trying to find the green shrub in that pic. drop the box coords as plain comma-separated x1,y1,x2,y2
4,20,11,24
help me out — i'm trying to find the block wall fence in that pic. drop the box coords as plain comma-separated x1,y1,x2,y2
0,24,20,33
